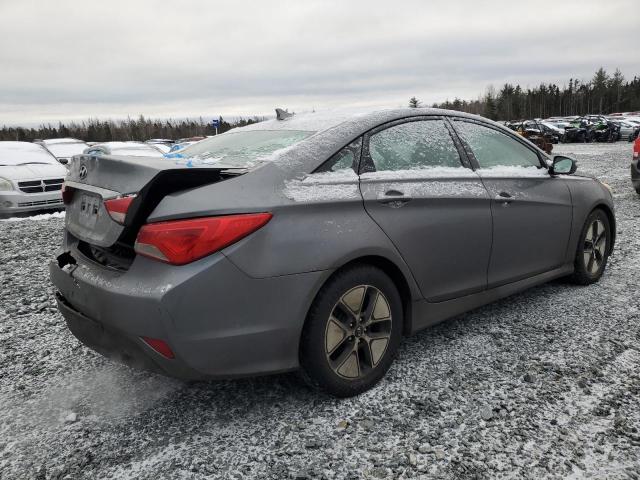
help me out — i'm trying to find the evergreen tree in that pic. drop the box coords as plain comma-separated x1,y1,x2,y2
408,96,421,108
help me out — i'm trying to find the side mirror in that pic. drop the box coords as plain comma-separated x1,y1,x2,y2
550,155,577,175
58,158,69,165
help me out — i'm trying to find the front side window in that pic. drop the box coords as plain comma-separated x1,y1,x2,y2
366,120,462,172
454,121,542,169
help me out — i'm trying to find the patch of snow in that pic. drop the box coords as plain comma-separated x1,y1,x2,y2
283,169,360,202
2,211,65,221
360,166,478,181
476,166,549,178
301,168,359,183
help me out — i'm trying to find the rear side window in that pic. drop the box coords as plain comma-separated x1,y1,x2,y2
454,121,542,169
366,120,462,172
315,138,362,173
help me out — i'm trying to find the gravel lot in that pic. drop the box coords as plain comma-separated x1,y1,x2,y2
1,142,639,480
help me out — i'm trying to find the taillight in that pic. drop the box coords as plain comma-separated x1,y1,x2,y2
134,213,272,265
141,337,175,359
61,183,75,204
104,195,136,224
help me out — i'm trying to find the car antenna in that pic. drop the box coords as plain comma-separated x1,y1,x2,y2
275,108,294,120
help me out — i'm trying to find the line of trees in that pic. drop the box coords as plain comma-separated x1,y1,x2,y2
0,115,266,143
421,68,640,121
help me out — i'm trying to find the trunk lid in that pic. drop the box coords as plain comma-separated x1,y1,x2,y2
65,154,239,250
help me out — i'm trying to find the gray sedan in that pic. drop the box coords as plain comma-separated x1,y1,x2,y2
50,108,615,397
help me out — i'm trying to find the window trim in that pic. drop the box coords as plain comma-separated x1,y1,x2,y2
448,117,548,171
313,136,363,174
359,116,470,174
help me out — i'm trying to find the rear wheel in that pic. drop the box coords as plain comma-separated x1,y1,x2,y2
569,209,611,285
299,265,403,397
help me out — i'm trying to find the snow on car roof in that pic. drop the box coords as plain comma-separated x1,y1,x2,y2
235,106,479,135
93,141,158,150
41,137,85,145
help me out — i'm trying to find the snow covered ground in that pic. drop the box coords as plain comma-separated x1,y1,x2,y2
0,142,639,479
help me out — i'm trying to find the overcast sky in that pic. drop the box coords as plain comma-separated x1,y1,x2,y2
1,0,638,125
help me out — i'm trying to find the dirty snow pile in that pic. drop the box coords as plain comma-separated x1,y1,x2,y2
0,142,639,479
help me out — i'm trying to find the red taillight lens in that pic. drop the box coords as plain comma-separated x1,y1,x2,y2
141,337,175,359
61,183,75,204
134,213,272,265
104,195,136,224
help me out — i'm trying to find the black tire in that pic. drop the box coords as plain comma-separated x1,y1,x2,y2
568,209,611,285
299,265,403,397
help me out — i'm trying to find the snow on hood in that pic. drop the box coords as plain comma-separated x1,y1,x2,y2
0,162,68,181
0,142,60,166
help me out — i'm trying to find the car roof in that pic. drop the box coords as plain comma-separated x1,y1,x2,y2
41,137,86,145
235,107,489,136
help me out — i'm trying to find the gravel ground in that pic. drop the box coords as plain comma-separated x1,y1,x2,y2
1,142,639,480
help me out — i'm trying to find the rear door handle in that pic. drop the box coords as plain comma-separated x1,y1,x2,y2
495,191,514,204
378,190,412,207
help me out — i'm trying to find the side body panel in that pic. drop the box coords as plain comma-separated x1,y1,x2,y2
479,173,573,287
360,171,492,301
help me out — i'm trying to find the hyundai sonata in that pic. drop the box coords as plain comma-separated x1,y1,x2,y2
50,108,615,396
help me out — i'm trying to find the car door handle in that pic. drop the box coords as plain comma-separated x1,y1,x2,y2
495,192,514,204
378,190,412,207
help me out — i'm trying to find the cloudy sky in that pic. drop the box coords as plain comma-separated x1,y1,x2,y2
1,0,638,125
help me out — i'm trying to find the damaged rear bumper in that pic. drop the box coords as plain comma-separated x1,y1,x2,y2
50,244,328,380
56,292,202,379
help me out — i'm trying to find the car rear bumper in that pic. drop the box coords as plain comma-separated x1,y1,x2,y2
0,190,64,213
50,243,328,379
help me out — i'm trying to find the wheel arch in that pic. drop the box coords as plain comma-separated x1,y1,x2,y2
592,203,616,254
316,255,416,337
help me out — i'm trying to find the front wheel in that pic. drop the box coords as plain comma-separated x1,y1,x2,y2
568,209,611,285
299,265,403,397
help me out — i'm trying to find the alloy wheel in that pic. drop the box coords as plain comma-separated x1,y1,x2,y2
583,219,607,275
324,285,393,379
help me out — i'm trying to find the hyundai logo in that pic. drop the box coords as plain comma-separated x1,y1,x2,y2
79,165,88,180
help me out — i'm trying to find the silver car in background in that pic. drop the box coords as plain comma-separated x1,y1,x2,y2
38,138,89,165
83,141,165,157
0,141,68,216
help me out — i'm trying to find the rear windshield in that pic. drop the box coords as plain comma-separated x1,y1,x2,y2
173,130,315,168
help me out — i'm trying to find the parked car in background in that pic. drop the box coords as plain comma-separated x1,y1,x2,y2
0,141,67,216
613,120,640,141
51,108,615,397
145,142,172,154
37,138,89,165
145,139,174,154
632,135,640,194
83,142,165,157
167,136,206,153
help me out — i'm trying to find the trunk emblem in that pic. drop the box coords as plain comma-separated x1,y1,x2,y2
79,165,88,180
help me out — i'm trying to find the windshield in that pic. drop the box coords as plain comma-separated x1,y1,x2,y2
46,142,87,157
173,130,315,168
0,144,59,166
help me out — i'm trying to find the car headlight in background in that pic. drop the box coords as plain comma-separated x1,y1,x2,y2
0,177,14,191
